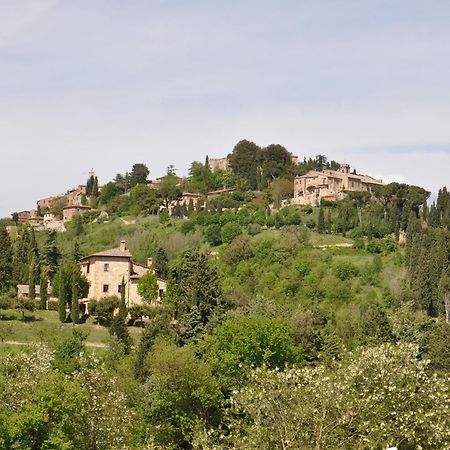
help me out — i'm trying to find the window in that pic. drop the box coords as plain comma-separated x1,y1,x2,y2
118,285,122,293
103,284,109,293
104,263,109,272
86,263,90,274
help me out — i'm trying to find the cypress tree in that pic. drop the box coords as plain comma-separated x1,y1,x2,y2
0,226,12,293
110,315,132,354
119,276,127,318
71,266,80,324
28,253,36,301
58,266,67,323
154,247,169,280
317,207,325,234
39,269,48,310
72,241,82,262
326,209,332,234
187,198,194,216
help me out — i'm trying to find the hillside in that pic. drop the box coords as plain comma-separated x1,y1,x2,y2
0,154,449,448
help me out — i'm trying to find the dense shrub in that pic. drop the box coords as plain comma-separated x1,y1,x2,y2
333,261,360,281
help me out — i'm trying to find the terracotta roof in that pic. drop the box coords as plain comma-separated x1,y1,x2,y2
63,205,91,210
80,246,132,260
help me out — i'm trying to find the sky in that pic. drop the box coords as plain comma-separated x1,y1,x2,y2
1,0,449,217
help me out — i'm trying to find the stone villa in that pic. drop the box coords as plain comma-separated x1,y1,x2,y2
293,163,384,206
79,240,166,308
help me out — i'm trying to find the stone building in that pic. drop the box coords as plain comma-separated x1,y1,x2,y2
66,185,87,206
62,205,91,222
293,163,384,206
79,240,166,307
208,157,229,172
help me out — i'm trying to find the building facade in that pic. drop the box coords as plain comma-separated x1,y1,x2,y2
79,240,166,307
62,205,91,222
293,163,384,206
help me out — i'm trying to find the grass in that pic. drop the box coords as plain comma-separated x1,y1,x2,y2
309,231,353,246
0,309,143,349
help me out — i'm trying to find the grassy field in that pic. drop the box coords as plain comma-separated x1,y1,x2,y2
0,309,143,350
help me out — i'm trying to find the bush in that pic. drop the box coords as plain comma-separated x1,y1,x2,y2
0,295,15,310
247,223,261,235
223,237,255,266
221,222,242,244
367,239,383,254
47,300,59,311
89,296,119,325
179,220,196,235
205,224,222,246
333,261,360,281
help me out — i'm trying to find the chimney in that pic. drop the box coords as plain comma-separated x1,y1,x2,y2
119,240,127,251
147,257,153,268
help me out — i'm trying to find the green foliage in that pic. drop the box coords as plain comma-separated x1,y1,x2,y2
89,296,119,326
137,270,159,304
205,316,299,390
109,315,132,354
53,329,87,374
333,260,360,281
0,226,12,293
154,247,169,279
221,221,242,244
205,224,222,246
142,339,223,448
169,249,223,343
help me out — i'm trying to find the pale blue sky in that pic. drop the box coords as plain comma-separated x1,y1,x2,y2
1,0,449,216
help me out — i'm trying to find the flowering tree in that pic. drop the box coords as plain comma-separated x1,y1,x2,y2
226,343,450,449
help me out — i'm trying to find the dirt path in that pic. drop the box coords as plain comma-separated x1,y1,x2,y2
315,243,353,249
2,340,107,348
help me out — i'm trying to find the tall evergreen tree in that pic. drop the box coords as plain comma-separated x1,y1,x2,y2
154,247,169,280
168,249,223,343
326,209,332,234
39,269,48,310
0,226,12,293
317,207,325,234
41,230,60,279
28,253,36,301
71,266,80,324
119,276,127,318
58,266,67,323
72,241,82,262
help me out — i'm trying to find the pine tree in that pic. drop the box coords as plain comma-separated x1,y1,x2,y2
317,207,325,233
71,266,80,324
0,226,12,293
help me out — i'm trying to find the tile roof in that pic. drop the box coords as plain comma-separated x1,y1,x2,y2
80,246,132,260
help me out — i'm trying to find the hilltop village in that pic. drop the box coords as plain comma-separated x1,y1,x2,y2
12,143,384,233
